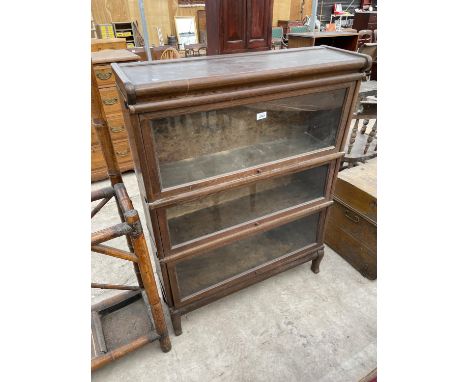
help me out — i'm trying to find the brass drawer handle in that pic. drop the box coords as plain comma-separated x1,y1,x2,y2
103,97,118,105
110,126,125,133
116,149,129,157
96,71,112,80
345,210,360,223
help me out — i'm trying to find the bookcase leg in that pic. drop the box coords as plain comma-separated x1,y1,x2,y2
171,311,182,336
311,247,325,274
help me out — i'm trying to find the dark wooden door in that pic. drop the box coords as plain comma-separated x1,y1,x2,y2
246,0,272,50
221,0,246,53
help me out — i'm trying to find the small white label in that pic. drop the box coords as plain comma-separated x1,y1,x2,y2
257,111,267,121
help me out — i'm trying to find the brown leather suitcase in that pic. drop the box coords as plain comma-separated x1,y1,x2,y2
325,159,377,279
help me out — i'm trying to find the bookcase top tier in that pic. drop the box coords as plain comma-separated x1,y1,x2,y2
112,46,371,106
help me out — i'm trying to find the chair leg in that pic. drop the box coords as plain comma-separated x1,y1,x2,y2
125,210,171,352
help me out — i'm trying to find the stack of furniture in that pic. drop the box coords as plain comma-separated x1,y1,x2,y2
325,158,377,280
112,46,371,334
206,0,273,55
112,21,139,48
91,49,139,181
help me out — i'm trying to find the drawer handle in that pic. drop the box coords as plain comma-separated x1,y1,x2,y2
103,97,118,105
345,210,360,223
110,126,125,133
96,71,112,80
116,149,129,157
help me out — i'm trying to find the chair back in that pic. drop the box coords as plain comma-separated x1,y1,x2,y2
272,26,283,39
357,29,373,48
290,25,309,34
160,46,181,60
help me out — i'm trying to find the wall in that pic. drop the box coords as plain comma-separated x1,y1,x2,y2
92,0,318,45
92,0,200,46
272,0,315,26
273,0,291,26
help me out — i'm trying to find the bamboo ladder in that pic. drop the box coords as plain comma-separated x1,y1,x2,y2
91,65,171,371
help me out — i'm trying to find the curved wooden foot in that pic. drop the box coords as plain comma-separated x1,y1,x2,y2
171,312,182,336
311,248,325,274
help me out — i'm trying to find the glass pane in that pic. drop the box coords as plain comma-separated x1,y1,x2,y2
151,89,346,188
175,213,320,298
167,165,328,246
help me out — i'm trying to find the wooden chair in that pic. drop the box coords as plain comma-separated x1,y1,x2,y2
272,26,287,49
160,46,181,60
357,29,373,49
91,66,171,371
343,80,377,169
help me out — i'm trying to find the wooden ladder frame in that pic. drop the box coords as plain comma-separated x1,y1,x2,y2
91,65,171,371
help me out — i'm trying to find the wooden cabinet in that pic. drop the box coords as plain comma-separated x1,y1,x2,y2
91,49,139,182
325,158,377,280
112,47,371,334
353,11,377,32
206,0,273,55
288,31,359,51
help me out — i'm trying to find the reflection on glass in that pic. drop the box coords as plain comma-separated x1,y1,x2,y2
151,89,346,188
175,213,320,298
167,165,328,246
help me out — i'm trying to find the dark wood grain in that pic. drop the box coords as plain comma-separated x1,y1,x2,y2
112,47,367,334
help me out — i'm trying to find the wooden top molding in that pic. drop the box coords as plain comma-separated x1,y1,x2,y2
112,46,372,107
91,49,140,65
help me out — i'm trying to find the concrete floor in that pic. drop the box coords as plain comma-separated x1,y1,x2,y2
91,172,376,382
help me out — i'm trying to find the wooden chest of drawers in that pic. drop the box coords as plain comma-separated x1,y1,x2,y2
325,158,377,279
91,49,139,181
112,47,371,335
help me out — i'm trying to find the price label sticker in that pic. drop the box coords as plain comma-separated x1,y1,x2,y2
257,111,267,121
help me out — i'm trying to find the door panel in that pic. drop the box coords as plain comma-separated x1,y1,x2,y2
221,0,246,52
246,0,271,49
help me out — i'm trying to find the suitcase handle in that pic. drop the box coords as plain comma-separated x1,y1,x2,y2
345,210,360,223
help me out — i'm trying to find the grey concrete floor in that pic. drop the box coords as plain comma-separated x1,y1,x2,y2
91,172,376,382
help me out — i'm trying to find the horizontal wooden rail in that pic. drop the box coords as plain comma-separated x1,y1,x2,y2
91,283,140,291
91,223,133,246
91,187,114,202
91,244,139,263
91,331,159,371
91,196,112,218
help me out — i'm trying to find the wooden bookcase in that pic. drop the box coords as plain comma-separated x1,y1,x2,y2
112,47,371,334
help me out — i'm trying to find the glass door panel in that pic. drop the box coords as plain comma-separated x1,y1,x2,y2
166,165,328,246
150,88,346,188
175,212,320,299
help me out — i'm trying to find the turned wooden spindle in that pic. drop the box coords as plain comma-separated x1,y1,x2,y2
360,119,369,134
347,119,359,154
364,121,377,154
